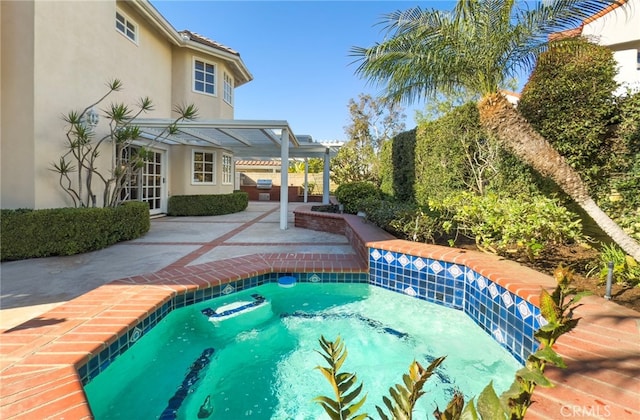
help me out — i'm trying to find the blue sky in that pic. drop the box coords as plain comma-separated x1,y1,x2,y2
150,1,464,141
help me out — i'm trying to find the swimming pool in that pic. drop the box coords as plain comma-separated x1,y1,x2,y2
84,283,521,419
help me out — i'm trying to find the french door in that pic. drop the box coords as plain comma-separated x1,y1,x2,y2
121,147,167,215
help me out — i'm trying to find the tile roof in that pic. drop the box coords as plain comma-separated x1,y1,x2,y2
583,0,628,25
550,0,629,39
236,160,282,166
179,30,240,56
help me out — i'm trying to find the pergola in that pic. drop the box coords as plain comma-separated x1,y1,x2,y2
132,118,343,229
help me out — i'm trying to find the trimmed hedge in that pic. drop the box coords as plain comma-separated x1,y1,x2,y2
334,182,381,214
0,201,150,261
167,192,248,216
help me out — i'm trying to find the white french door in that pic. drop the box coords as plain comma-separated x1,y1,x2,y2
121,147,167,215
142,149,166,215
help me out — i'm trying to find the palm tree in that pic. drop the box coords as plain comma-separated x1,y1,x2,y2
351,0,640,261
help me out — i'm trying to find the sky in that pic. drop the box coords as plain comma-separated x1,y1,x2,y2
150,1,468,142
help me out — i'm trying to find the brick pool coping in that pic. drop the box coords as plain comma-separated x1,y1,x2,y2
1,207,638,419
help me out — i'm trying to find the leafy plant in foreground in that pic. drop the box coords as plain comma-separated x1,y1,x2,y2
314,335,368,420
375,357,446,420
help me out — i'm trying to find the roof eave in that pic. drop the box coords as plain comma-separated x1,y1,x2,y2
128,1,253,86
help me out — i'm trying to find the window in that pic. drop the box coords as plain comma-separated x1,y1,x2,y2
224,73,233,104
637,50,640,70
222,154,233,184
194,59,216,95
115,11,137,43
192,150,216,184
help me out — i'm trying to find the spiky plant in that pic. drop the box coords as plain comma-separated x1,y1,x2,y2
314,335,368,420
376,357,446,420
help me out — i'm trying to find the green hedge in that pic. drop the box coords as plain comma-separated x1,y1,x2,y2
334,182,381,214
167,192,248,216
0,202,150,261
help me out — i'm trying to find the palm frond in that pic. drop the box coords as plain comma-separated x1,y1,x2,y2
351,0,622,103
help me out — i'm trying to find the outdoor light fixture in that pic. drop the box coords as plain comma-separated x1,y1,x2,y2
85,107,100,128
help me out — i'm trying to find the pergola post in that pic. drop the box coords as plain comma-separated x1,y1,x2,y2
280,128,289,230
303,158,309,203
322,147,330,205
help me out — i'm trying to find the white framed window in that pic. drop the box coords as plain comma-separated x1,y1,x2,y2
192,150,216,184
223,73,233,104
222,154,233,185
115,10,137,43
194,59,216,95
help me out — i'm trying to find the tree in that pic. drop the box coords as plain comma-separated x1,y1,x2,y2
52,79,197,208
331,94,405,186
518,37,621,198
289,158,324,173
351,0,640,260
414,103,500,204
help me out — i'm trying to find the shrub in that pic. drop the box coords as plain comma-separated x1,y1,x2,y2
334,182,380,214
434,192,584,261
389,206,451,244
356,197,410,230
167,192,248,216
519,38,622,199
0,201,149,261
589,243,640,287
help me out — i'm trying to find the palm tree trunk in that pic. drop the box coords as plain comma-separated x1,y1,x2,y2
478,93,640,261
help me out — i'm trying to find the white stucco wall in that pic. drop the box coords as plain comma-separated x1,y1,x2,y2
583,0,640,92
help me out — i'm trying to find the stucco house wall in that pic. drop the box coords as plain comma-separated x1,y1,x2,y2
1,1,36,209
1,0,248,212
582,0,640,93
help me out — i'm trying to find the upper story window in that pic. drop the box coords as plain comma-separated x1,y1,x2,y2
192,150,216,184
194,59,216,95
116,10,137,43
222,154,233,185
223,73,233,104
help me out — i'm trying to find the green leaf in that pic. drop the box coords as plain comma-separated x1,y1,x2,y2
341,382,364,405
460,398,479,420
539,289,559,323
516,367,553,387
346,394,368,417
313,396,340,415
533,346,566,368
476,382,507,420
376,405,390,420
568,291,591,306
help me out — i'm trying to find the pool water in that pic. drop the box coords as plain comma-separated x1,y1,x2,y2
85,283,521,419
